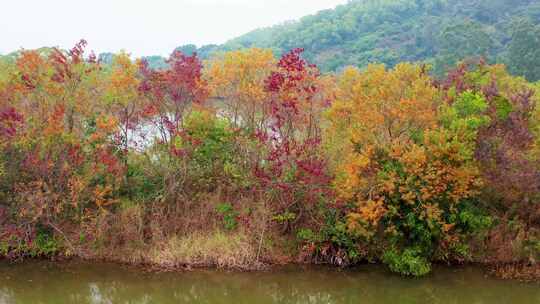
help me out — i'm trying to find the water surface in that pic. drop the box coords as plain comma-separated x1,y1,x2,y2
0,261,538,303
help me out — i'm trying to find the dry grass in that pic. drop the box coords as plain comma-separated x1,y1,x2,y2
490,263,540,282
66,195,285,270
149,231,261,270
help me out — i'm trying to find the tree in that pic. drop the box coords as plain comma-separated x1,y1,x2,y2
205,48,275,130
0,41,124,251
174,44,198,56
255,48,332,231
138,50,208,203
139,51,207,149
433,20,493,76
104,52,145,196
441,62,540,224
507,18,540,82
327,63,489,276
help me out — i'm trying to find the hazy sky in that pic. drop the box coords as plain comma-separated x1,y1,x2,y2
1,0,348,57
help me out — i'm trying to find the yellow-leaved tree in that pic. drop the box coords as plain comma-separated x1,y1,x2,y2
204,48,276,131
325,63,491,276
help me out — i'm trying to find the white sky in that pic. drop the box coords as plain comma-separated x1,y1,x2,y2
0,0,348,57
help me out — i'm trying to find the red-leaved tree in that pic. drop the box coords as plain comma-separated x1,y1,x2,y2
255,48,332,230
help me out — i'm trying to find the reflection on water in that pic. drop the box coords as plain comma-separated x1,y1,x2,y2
0,261,538,304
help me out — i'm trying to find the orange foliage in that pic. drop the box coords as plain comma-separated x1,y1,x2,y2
327,63,485,258
205,48,275,129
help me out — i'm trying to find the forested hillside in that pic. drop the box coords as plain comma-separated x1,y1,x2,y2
183,0,540,79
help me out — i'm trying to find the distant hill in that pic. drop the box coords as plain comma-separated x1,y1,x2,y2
186,0,540,80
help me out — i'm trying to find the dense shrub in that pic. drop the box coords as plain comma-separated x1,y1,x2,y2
326,64,494,275
0,42,538,276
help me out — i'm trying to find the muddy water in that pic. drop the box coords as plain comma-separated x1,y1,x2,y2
0,261,538,303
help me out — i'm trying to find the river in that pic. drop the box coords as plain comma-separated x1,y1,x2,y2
0,261,538,303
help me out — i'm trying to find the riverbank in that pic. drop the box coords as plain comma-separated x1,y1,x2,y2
2,195,538,280
3,234,539,282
